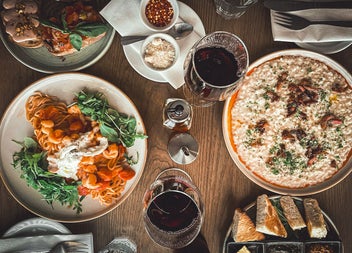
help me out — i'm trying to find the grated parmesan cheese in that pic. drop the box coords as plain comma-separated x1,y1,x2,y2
143,37,176,70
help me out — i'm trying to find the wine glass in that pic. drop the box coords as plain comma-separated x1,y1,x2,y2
142,168,204,249
183,31,249,107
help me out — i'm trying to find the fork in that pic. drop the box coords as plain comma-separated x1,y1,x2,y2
274,12,352,30
49,241,88,253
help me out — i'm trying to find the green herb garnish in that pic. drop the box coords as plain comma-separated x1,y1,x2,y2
74,91,147,148
40,12,108,51
12,137,83,214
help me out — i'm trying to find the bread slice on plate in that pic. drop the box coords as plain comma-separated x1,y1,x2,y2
237,246,251,253
255,194,287,238
231,208,265,242
303,198,327,239
280,195,306,230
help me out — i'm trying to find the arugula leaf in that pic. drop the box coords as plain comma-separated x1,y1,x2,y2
74,91,147,148
100,123,119,143
12,138,83,214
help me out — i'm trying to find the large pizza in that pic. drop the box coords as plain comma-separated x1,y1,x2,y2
226,51,352,190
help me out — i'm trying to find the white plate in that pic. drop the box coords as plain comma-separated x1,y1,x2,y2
2,218,71,238
0,73,147,222
0,2,115,73
123,2,206,83
222,195,342,253
222,49,352,195
295,41,352,55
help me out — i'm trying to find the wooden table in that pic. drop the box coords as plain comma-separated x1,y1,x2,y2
0,1,351,252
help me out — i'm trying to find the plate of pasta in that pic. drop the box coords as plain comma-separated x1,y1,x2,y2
0,73,147,222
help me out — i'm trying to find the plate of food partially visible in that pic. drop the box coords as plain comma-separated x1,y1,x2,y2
0,0,115,73
0,73,147,222
223,194,343,253
222,49,352,195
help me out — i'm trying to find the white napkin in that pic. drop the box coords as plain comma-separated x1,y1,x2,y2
271,9,352,42
0,233,93,253
100,0,203,89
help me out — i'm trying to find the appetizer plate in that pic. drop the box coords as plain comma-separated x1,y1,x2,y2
222,195,343,253
0,73,147,222
0,3,115,73
222,49,352,195
122,1,206,83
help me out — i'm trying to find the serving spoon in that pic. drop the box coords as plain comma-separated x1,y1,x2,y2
120,22,194,45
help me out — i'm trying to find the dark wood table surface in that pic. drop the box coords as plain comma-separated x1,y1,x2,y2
0,1,351,252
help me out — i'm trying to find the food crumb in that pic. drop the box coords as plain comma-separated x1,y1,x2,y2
143,37,176,70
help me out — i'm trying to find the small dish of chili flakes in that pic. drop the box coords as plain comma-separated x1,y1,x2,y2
139,0,179,32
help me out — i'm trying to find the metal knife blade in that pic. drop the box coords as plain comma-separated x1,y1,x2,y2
264,0,352,12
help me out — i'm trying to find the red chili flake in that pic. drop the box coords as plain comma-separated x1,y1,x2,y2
145,0,174,27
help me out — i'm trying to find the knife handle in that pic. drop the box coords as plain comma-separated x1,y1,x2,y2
313,21,352,27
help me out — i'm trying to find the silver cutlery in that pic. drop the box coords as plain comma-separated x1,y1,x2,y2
120,22,194,45
265,0,352,12
274,12,352,30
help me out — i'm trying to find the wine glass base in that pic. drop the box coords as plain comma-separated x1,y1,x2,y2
167,133,199,164
182,84,215,107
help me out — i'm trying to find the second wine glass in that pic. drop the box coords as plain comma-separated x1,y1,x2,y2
142,168,204,249
183,31,249,107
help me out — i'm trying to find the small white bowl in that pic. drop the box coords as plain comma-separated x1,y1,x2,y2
141,33,180,72
139,0,179,32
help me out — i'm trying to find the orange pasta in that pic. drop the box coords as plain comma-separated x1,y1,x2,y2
25,91,136,206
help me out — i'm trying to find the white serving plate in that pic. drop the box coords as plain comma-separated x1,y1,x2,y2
222,49,352,195
0,1,115,73
0,73,147,222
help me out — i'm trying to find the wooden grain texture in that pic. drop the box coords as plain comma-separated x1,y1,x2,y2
0,0,351,252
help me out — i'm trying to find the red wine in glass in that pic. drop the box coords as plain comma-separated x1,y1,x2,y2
183,31,248,106
143,169,204,249
147,190,201,232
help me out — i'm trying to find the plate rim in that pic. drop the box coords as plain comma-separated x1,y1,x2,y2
0,72,148,223
2,217,71,238
222,49,352,196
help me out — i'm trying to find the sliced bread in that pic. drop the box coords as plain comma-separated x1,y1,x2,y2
231,208,265,242
303,198,327,239
237,246,251,253
255,194,287,238
280,195,306,230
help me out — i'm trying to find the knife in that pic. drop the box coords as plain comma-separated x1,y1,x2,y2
264,0,352,12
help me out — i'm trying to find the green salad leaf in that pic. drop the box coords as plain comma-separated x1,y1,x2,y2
74,91,147,148
12,137,83,214
39,13,108,51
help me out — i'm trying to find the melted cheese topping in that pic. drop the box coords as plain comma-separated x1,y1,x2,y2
47,132,108,180
230,55,352,188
